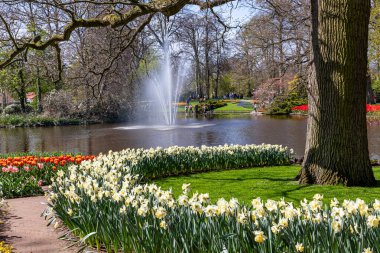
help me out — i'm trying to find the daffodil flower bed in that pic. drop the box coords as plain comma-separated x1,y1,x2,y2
95,144,293,179
47,145,379,253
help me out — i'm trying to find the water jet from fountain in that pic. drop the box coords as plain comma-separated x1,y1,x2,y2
140,43,187,126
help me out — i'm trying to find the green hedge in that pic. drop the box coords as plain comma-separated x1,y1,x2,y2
0,115,83,127
267,93,307,115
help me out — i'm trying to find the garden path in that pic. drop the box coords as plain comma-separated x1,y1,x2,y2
1,196,77,253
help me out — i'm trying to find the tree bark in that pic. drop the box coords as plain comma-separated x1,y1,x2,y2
299,0,376,186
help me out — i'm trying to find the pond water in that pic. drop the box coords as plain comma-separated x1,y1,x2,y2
1,114,380,159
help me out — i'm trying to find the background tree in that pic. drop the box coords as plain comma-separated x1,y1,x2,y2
0,63,30,113
228,0,309,109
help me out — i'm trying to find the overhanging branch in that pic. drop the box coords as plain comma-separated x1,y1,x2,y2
0,0,233,70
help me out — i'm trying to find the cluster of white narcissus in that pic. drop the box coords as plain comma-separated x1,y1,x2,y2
50,144,293,180
49,148,379,253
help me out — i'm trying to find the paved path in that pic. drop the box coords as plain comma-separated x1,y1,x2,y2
0,196,76,253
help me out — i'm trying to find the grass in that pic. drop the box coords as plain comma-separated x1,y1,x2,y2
214,102,252,112
177,100,253,113
154,166,380,205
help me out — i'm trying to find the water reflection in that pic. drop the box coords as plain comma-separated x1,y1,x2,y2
1,114,380,159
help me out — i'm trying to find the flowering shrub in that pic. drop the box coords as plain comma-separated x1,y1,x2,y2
47,145,379,253
0,154,94,198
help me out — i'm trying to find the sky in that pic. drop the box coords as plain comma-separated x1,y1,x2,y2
214,2,253,26
185,1,253,27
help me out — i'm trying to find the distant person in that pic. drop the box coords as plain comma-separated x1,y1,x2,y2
185,105,188,113
202,104,207,114
253,103,257,112
194,104,199,115
189,104,193,113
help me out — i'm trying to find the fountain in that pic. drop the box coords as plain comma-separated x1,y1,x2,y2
115,24,215,131
144,43,184,125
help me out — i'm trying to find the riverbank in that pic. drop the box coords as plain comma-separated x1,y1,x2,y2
0,115,101,128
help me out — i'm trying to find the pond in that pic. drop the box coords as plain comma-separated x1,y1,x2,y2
1,114,380,159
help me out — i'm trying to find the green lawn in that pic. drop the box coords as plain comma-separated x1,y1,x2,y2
214,102,252,112
154,166,380,205
177,101,253,113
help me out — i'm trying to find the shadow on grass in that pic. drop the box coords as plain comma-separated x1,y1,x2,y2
156,167,380,205
169,175,296,183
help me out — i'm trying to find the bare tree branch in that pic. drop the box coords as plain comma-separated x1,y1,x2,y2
0,0,234,70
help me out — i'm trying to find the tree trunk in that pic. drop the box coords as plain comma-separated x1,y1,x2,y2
191,31,202,98
204,19,210,99
278,17,285,76
18,69,26,113
299,0,376,186
214,40,220,98
1,92,6,110
36,67,43,113
195,53,202,98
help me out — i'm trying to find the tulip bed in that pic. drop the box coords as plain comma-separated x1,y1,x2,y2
47,144,379,253
367,104,380,112
0,154,95,198
292,104,380,114
291,104,308,113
